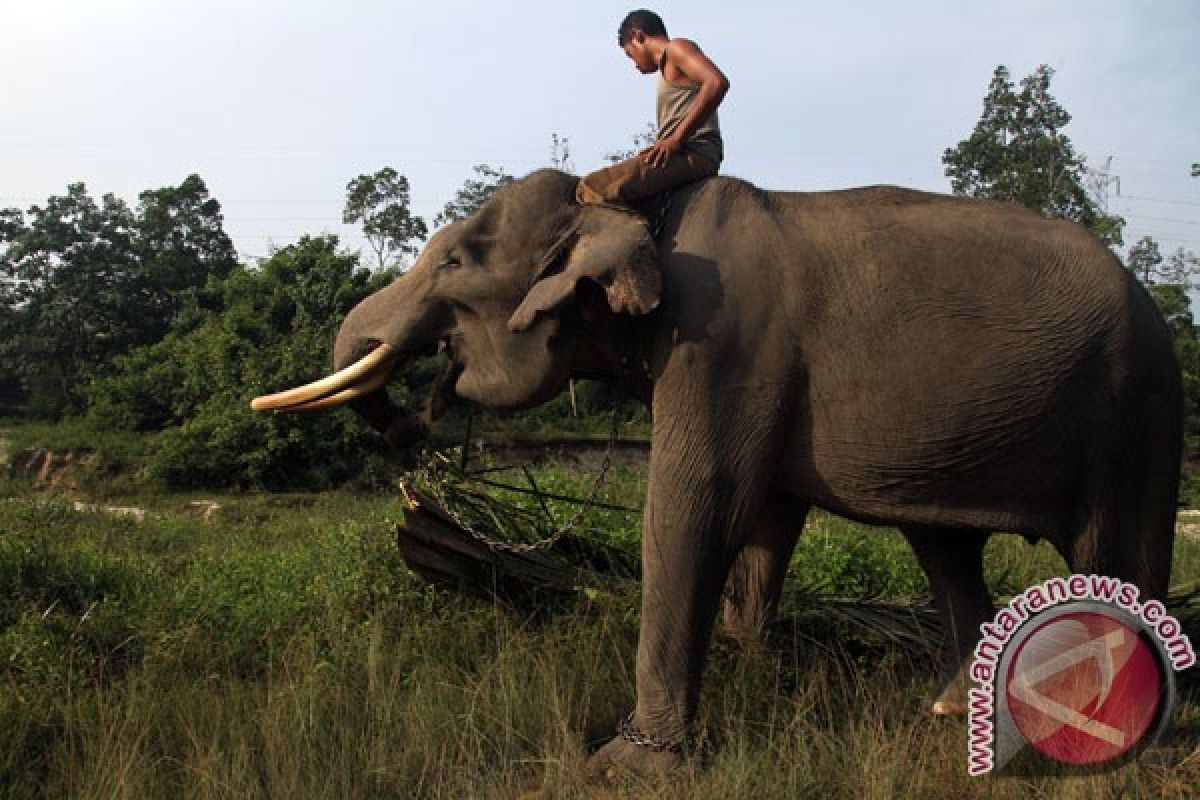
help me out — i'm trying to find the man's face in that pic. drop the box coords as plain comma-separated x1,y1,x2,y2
621,31,657,74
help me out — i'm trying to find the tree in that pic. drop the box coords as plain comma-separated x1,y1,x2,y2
550,132,575,173
87,235,394,488
134,174,238,323
1126,235,1200,289
1127,235,1164,284
0,177,240,415
1162,247,1200,289
343,167,428,270
0,214,22,406
1125,236,1200,465
1145,282,1200,457
0,184,141,414
1191,162,1198,178
434,164,515,227
943,65,1124,247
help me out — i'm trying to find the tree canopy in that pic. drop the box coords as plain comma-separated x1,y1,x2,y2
0,175,236,415
86,234,392,488
943,65,1124,247
434,164,514,228
342,167,428,270
1126,234,1200,289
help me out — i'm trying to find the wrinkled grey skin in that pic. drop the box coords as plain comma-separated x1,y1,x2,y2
334,169,1181,773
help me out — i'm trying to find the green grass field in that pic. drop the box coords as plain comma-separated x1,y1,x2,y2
1,462,1198,799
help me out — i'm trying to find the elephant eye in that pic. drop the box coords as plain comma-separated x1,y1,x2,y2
436,255,462,270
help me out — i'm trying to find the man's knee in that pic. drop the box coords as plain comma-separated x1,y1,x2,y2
575,173,613,205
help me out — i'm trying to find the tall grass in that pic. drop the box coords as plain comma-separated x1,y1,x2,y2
2,469,1198,798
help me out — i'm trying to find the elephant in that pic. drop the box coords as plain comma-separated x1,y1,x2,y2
251,169,1182,773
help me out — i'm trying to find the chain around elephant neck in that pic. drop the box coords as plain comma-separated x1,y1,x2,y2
420,415,621,554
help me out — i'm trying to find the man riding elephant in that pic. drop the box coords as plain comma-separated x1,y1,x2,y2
577,10,730,211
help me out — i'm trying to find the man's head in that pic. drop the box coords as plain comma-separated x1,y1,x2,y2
618,9,667,74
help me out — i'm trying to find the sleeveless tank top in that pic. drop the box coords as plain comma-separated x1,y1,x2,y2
656,73,724,165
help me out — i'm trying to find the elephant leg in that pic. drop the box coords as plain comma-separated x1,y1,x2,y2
901,526,995,715
720,500,806,640
591,443,748,774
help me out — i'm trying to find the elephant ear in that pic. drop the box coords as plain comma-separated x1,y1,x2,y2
507,208,661,333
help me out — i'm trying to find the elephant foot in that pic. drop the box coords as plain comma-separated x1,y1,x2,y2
932,697,969,716
588,735,686,778
587,711,715,779
930,662,972,717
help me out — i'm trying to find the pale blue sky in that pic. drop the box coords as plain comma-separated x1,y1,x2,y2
2,0,1197,262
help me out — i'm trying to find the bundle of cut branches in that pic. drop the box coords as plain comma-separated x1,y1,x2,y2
395,455,638,603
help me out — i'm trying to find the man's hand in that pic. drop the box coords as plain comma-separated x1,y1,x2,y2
642,135,683,169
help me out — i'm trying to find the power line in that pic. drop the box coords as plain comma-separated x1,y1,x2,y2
1120,214,1200,228
1118,194,1200,209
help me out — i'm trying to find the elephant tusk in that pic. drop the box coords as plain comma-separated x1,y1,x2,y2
249,343,398,412
277,368,394,412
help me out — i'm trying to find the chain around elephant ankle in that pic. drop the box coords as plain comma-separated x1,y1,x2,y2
617,712,689,754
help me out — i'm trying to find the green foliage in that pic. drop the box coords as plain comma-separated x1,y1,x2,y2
5,167,654,491
1124,236,1200,463
86,235,392,490
433,164,515,227
5,416,124,453
453,379,649,440
1147,283,1200,453
342,167,428,269
1,488,1197,798
791,514,926,598
1163,246,1200,288
1130,238,1200,291
1127,234,1165,284
3,418,149,496
1149,282,1196,337
1,185,139,415
0,502,152,724
943,65,1124,247
0,176,236,416
134,173,238,314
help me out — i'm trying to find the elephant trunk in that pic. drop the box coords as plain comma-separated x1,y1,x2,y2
348,386,430,450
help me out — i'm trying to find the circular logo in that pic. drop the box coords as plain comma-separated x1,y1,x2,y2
1004,610,1164,765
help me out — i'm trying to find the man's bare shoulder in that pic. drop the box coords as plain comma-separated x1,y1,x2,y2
663,37,726,87
666,37,706,59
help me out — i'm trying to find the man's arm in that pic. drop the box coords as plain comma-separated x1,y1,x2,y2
644,38,730,168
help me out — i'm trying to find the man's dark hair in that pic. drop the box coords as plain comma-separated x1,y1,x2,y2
618,10,667,46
